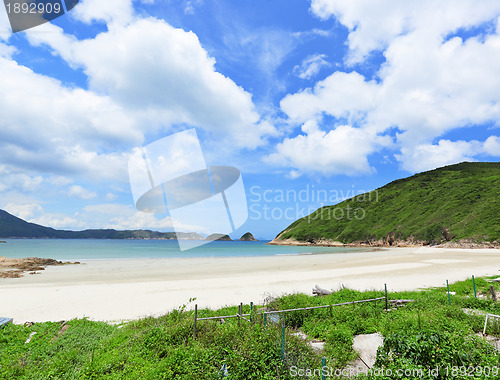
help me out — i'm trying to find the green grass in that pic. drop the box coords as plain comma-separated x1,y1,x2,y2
2,278,500,379
276,162,500,245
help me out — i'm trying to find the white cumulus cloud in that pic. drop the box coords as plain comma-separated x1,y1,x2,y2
25,17,275,149
3,203,43,220
266,120,391,175
293,54,330,79
271,0,500,175
68,185,97,200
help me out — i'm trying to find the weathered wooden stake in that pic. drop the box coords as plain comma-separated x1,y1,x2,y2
490,286,497,301
447,280,451,305
473,275,477,298
238,303,243,326
193,304,198,338
384,283,388,310
281,325,285,361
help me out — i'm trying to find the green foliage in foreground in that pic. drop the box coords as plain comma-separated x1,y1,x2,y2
2,277,500,379
277,162,500,244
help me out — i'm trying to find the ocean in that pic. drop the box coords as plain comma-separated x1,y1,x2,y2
0,239,367,261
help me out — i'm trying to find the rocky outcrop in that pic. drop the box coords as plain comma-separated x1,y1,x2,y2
268,235,499,248
238,232,257,241
205,233,232,241
0,257,79,278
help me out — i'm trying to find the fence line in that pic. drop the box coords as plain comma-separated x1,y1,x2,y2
483,313,500,335
193,293,388,337
262,297,385,315
197,313,252,321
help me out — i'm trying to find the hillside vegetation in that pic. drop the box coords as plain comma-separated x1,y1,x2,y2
274,162,500,246
0,210,202,240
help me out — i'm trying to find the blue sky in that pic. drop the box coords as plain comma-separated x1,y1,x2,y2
0,0,499,240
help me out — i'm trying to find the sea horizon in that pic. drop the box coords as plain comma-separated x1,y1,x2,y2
0,239,368,261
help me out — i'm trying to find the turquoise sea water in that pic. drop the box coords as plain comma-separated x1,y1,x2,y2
0,239,367,261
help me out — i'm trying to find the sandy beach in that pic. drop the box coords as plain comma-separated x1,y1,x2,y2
1,246,500,324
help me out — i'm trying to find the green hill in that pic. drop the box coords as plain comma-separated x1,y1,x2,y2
239,232,258,241
0,209,203,240
205,233,232,241
272,162,500,247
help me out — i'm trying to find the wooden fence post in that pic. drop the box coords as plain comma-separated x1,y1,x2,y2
447,280,451,305
281,325,285,361
193,304,198,338
384,284,388,310
491,286,497,301
238,303,242,326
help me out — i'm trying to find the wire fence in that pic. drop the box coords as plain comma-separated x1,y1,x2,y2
193,276,500,379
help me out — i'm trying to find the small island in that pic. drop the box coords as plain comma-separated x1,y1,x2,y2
205,233,232,241
238,232,257,241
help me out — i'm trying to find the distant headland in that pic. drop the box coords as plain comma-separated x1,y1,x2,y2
0,209,261,242
0,209,202,240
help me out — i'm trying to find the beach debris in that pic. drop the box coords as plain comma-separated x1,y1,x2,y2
312,285,332,296
486,277,500,283
25,332,37,344
291,331,325,352
388,299,414,308
51,321,70,342
219,363,229,377
310,340,325,352
0,317,13,327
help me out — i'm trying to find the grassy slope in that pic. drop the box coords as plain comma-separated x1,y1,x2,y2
2,278,500,379
277,162,500,244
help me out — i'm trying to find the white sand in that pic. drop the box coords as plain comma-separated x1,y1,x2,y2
1,247,500,324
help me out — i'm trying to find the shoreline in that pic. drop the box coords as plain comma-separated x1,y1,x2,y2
268,237,500,249
1,246,500,324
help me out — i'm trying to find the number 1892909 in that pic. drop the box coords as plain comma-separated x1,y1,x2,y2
6,2,62,14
